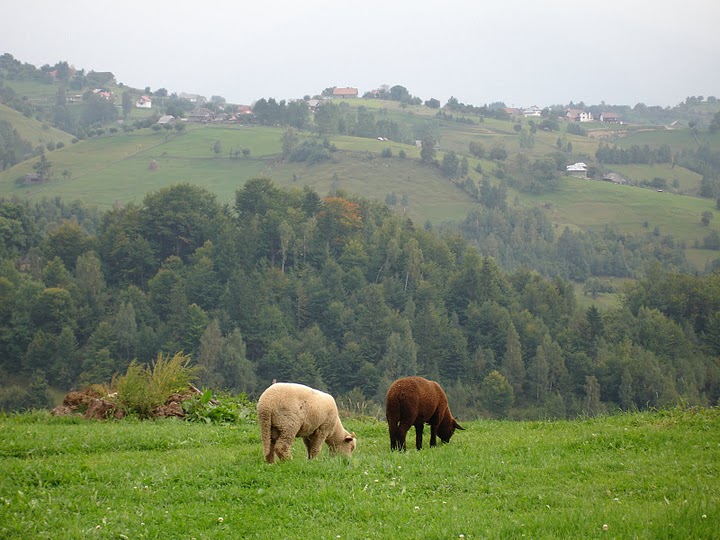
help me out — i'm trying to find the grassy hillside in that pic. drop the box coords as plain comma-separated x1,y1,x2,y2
1,407,718,539
0,103,74,147
0,124,478,224
2,95,720,265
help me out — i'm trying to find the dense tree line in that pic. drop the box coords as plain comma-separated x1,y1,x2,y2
596,143,673,165
0,120,34,170
1,181,718,417
444,97,511,121
251,98,419,145
677,146,720,199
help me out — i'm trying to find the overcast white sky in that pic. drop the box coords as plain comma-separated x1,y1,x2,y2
2,0,719,108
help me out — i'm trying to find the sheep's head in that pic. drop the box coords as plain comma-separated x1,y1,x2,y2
330,431,357,456
438,418,465,443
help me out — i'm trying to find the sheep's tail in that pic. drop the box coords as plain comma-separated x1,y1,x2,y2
258,407,272,459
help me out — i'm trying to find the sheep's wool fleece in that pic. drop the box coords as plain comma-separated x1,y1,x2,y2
257,383,341,437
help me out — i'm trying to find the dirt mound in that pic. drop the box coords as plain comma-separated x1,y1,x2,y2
52,386,125,419
52,386,202,420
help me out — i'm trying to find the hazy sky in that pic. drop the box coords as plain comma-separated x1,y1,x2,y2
3,0,719,108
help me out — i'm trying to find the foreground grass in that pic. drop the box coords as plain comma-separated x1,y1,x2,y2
1,407,718,539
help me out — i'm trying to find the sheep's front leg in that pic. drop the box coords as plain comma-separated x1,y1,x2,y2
429,423,438,447
305,430,325,459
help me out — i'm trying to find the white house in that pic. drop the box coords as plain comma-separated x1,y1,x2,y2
136,95,152,109
522,105,542,117
566,109,593,122
566,162,588,178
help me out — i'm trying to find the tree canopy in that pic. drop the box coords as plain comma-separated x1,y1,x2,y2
1,181,719,418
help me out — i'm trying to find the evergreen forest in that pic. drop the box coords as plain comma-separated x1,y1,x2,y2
1,179,719,418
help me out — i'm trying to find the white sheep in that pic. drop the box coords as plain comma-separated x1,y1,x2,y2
257,382,357,463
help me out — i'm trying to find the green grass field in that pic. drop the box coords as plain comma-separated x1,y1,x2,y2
0,125,479,223
520,176,720,249
1,407,718,539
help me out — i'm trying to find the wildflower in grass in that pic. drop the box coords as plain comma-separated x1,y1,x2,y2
602,524,609,531
414,506,420,511
217,517,224,523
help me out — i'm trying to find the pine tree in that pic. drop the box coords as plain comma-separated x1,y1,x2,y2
480,370,514,417
500,323,525,398
528,343,549,402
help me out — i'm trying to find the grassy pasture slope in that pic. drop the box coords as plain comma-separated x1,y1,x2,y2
522,176,717,238
0,103,74,147
0,124,479,223
614,126,720,153
609,163,703,194
0,126,284,207
1,408,718,539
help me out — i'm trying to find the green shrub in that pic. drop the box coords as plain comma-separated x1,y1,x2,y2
114,353,198,418
182,389,254,424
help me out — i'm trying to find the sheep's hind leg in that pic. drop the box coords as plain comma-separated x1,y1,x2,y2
396,421,413,451
388,420,401,451
265,427,279,463
414,421,424,450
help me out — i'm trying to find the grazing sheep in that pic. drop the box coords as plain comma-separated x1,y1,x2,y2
386,376,464,451
257,382,357,463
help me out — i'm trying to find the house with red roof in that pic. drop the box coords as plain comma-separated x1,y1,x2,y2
332,87,359,98
136,95,152,109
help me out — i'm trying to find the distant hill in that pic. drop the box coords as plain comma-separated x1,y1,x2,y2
2,53,720,270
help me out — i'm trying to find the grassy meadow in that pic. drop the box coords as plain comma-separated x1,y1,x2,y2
0,124,479,223
1,407,718,539
519,175,720,266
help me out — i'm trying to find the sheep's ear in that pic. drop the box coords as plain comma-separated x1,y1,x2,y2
453,420,465,431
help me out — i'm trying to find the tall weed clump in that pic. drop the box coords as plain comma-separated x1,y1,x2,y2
114,353,197,418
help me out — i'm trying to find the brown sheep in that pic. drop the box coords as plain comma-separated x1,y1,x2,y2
257,382,357,463
385,376,464,451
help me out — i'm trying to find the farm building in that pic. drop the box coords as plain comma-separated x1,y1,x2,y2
187,108,213,123
602,172,628,184
136,96,152,109
332,87,359,98
179,92,207,104
599,112,620,123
